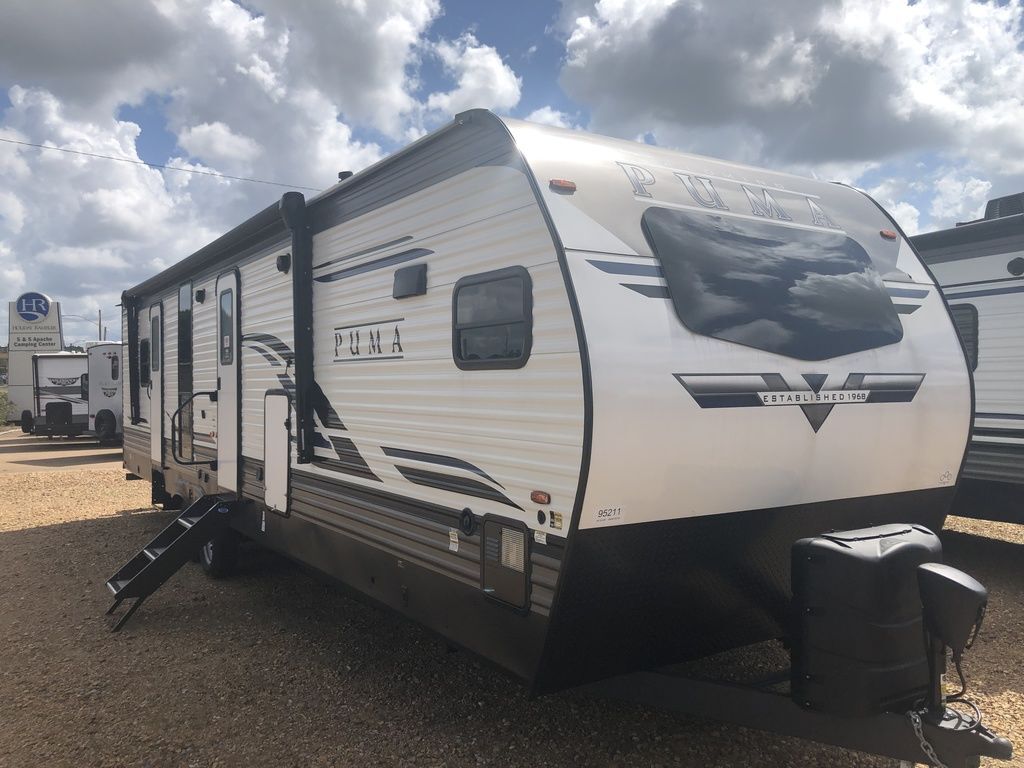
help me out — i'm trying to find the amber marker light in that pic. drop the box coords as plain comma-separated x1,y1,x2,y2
880,229,898,240
531,490,551,505
549,179,577,193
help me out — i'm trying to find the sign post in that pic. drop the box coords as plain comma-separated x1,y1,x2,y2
7,292,64,424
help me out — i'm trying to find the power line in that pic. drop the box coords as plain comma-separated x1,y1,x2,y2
0,136,321,192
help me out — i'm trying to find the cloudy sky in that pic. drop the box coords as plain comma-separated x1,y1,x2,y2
1,0,1022,345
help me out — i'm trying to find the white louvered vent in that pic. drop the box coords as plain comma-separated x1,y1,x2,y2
500,527,525,573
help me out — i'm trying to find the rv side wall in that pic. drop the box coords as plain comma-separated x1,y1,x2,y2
923,244,1024,486
87,343,124,438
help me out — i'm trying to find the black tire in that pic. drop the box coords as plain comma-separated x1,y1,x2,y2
20,410,33,434
199,529,240,578
95,410,116,442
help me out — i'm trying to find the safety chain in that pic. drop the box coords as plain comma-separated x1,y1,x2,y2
908,710,949,768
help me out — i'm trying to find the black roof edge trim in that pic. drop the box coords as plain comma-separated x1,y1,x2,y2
911,212,1024,251
124,197,286,297
122,111,495,300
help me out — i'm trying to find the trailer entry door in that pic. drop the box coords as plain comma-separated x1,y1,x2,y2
216,271,241,496
264,391,290,514
148,303,163,467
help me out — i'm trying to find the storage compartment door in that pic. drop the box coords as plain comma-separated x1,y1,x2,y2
264,391,290,514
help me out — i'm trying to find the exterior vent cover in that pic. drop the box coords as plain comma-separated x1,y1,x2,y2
481,519,529,609
984,193,1024,220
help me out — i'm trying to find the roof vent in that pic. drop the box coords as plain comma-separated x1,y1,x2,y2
338,171,353,182
984,193,1024,220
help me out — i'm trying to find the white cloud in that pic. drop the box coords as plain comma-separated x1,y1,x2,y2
37,247,130,269
0,87,220,335
886,202,921,236
557,0,1024,232
0,1,534,344
525,106,578,129
426,33,522,117
929,171,991,226
178,122,261,167
0,191,26,235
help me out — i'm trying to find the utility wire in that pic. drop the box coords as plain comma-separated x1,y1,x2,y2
0,136,321,192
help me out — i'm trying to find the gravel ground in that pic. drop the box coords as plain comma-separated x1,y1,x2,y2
0,468,1021,768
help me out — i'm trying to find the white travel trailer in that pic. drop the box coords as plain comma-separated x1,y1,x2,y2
85,341,123,442
109,112,1010,765
29,351,88,437
911,194,1024,523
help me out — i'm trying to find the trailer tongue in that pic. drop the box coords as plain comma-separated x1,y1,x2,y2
584,524,1011,768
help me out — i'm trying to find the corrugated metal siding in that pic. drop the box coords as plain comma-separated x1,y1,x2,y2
964,441,1024,483
123,424,148,477
307,164,584,532
924,245,1024,486
265,162,583,616
287,468,560,615
969,295,1024,418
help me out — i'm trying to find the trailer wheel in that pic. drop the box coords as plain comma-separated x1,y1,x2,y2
199,529,240,578
20,411,33,434
95,410,116,442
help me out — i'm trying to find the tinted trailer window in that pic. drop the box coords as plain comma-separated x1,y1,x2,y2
642,208,903,361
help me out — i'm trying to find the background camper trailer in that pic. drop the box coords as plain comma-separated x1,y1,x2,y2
28,351,88,437
912,193,1024,523
85,341,123,443
109,111,1010,766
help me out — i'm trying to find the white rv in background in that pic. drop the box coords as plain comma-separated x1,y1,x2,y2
85,342,123,442
29,352,88,437
912,192,1024,522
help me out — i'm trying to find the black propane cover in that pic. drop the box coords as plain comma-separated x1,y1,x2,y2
790,524,942,717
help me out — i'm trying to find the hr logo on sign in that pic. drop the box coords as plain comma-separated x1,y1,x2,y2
15,292,50,322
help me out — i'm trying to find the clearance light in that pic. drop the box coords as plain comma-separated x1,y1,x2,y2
880,229,898,240
549,179,577,193
531,490,551,505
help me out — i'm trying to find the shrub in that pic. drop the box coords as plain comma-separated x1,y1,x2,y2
0,389,9,424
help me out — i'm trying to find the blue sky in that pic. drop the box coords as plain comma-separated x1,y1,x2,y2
115,1,579,175
1,0,1023,345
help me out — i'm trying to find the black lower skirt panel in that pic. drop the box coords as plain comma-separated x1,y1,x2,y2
230,466,553,682
531,487,953,694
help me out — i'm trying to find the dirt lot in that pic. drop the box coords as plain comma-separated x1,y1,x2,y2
0,429,122,473
0,452,1021,766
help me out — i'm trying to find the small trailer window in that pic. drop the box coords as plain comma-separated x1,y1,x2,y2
150,316,160,372
949,304,979,370
111,354,119,381
219,289,234,365
642,207,903,361
452,267,532,370
139,339,151,386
